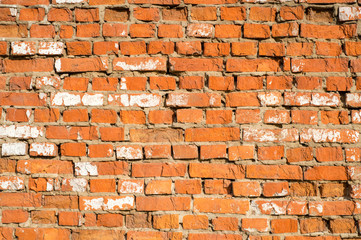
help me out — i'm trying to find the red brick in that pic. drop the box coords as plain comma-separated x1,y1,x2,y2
244,23,270,39
192,7,217,20
19,8,45,21
61,142,86,157
170,58,223,72
215,25,242,38
76,23,100,37
90,179,116,192
150,76,176,90
97,213,123,227
183,215,208,229
146,180,172,194
185,127,239,142
149,110,173,124
104,8,128,22
177,109,203,123
189,163,245,179
158,24,183,38
316,42,342,56
194,198,249,214
280,6,304,20
271,219,298,233
136,196,190,211
130,24,155,38
3,58,53,73
212,217,238,231
258,146,284,160
232,42,257,56
2,209,28,223
48,8,72,21
119,41,146,55
301,24,356,39
175,180,201,194
227,59,280,72
134,8,160,21
67,41,92,55
179,76,204,89
30,24,55,38
249,7,276,21
247,165,302,180
59,211,81,226
220,7,246,20
233,182,261,197
162,8,187,20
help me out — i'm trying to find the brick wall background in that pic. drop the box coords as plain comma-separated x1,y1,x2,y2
0,0,361,239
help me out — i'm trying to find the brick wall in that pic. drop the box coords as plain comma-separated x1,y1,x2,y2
0,0,361,239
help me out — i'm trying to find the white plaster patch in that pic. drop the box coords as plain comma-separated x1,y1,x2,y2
54,59,62,72
258,92,281,106
100,57,109,69
51,92,81,106
108,94,160,107
0,177,24,190
352,184,361,198
120,77,127,90
26,110,31,119
11,42,35,55
104,196,134,210
311,93,340,106
38,42,64,55
46,182,53,191
129,94,161,107
243,128,276,142
65,178,87,192
352,110,361,123
36,76,61,89
0,125,44,139
115,59,163,71
274,188,289,196
347,93,361,106
2,142,27,156
284,92,311,106
339,7,361,21
81,94,104,106
291,61,305,72
10,8,17,16
301,129,359,143
188,24,213,37
313,129,341,142
116,146,142,160
29,142,56,156
260,202,287,215
83,198,103,210
166,94,189,107
118,180,143,194
309,203,323,215
75,162,98,176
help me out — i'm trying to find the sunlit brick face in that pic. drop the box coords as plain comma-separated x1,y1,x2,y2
0,0,361,238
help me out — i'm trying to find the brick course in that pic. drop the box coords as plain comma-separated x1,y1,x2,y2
0,0,361,238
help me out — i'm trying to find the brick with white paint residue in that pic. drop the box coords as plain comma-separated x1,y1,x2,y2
0,176,25,190
116,145,143,160
0,125,44,139
2,142,27,156
29,142,58,157
11,42,36,55
38,42,64,55
118,179,144,194
35,76,61,89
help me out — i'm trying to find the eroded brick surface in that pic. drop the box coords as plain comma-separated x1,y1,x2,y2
0,1,360,239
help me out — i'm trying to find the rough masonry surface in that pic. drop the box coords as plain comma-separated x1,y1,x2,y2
0,0,361,239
